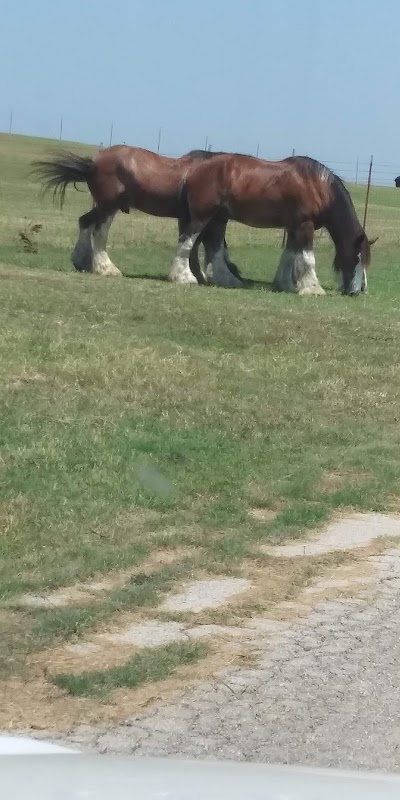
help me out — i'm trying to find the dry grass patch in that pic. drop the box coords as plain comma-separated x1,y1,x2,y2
51,640,208,698
0,640,244,732
16,548,190,610
32,615,179,675
248,508,278,523
317,469,370,493
5,371,50,390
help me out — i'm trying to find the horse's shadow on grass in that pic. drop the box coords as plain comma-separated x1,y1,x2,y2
245,278,274,291
122,273,341,296
124,273,274,291
125,273,169,282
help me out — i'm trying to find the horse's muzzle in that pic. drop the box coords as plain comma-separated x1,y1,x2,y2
341,263,364,296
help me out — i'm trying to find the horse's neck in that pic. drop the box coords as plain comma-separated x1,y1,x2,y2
324,181,363,256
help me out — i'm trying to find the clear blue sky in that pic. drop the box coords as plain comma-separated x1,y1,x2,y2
1,0,399,180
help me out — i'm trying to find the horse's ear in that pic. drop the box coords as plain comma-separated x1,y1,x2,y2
368,236,379,246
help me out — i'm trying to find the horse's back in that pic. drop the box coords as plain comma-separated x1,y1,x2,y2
185,153,333,227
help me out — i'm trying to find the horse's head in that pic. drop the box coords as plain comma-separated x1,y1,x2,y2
335,233,377,296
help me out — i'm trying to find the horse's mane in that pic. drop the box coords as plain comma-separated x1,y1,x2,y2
184,149,258,161
289,155,355,204
184,149,225,160
287,154,332,184
289,156,370,266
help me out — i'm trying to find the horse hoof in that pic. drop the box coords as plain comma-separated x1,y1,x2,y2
228,276,243,289
72,257,92,273
168,271,198,285
92,262,122,277
298,285,326,296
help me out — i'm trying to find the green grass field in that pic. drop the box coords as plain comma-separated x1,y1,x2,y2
1,132,400,724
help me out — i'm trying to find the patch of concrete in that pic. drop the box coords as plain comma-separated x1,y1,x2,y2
370,548,400,587
77,616,287,658
244,618,287,635
86,621,267,663
263,513,400,557
103,621,187,648
371,547,400,573
32,547,396,684
161,578,251,613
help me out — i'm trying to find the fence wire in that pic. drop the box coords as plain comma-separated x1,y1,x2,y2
1,114,399,187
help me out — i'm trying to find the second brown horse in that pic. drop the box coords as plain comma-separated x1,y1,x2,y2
174,153,376,296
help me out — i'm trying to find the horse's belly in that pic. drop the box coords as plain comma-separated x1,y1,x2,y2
233,216,277,229
133,195,180,217
230,203,285,229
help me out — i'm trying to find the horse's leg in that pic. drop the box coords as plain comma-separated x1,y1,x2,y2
223,237,243,282
184,223,240,286
292,223,325,296
169,227,201,284
177,219,206,284
71,208,97,272
195,224,242,285
92,211,122,276
273,223,325,296
272,227,302,292
189,236,207,283
202,221,243,288
272,245,296,292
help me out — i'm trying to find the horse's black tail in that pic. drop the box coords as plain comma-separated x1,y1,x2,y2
31,150,95,207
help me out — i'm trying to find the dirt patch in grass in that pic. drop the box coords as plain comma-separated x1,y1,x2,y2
245,481,281,512
317,469,370,493
282,559,378,611
248,508,278,523
5,371,50,390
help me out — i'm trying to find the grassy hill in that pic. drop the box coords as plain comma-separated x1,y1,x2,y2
1,132,400,726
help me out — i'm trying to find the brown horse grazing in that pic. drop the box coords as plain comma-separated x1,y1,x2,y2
173,154,377,296
32,146,242,288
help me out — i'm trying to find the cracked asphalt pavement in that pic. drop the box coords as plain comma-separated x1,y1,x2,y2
41,549,400,772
